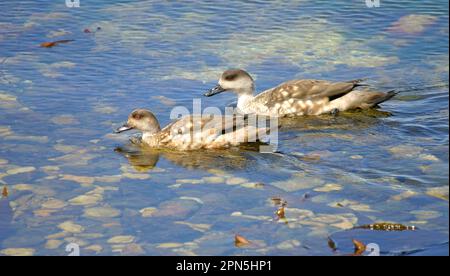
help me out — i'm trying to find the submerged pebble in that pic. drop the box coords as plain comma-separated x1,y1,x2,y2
84,244,103,254
42,198,67,209
426,186,449,201
388,14,437,34
84,206,121,218
45,239,63,250
69,194,103,206
0,248,35,256
58,221,85,233
6,166,36,175
314,183,343,192
107,235,135,244
139,207,157,217
175,221,211,232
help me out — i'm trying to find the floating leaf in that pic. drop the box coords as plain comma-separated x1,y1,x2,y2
355,223,417,231
327,237,337,252
271,196,287,207
1,186,8,197
235,234,251,247
276,206,285,219
40,39,74,48
352,239,366,256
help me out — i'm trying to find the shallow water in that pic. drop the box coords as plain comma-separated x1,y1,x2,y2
0,0,448,256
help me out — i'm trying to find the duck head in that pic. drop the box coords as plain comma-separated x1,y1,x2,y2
204,69,255,97
116,109,161,134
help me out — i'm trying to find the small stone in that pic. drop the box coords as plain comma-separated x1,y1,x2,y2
12,184,33,191
314,183,342,192
176,179,204,184
226,177,248,185
426,186,449,201
6,166,36,175
122,173,150,180
350,155,363,159
58,221,85,233
42,198,67,209
107,235,135,244
121,243,145,255
240,182,265,189
84,245,103,254
388,14,437,34
84,206,121,218
175,221,211,232
60,174,95,186
411,210,441,220
139,207,157,217
418,154,440,162
69,194,102,206
157,243,184,249
276,239,301,250
390,190,417,201
45,240,63,250
0,248,35,256
34,209,57,217
202,176,225,184
51,115,79,125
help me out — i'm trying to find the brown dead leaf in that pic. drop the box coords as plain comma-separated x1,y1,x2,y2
235,234,251,247
276,206,285,219
352,239,366,256
271,196,287,207
327,237,337,252
40,40,74,48
1,186,8,197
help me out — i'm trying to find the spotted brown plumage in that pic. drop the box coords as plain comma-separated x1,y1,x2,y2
204,69,397,117
116,109,270,150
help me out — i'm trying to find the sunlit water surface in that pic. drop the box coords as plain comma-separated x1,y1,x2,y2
0,0,448,256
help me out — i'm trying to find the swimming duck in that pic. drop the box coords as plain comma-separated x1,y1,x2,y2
204,69,397,117
115,109,269,150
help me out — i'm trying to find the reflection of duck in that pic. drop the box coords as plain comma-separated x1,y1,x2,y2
204,69,397,117
115,109,269,150
115,143,257,172
0,196,14,246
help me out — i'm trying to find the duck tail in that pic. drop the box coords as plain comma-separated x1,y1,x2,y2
349,78,369,88
371,90,398,106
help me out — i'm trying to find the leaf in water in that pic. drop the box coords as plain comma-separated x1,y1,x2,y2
352,239,366,256
276,206,285,220
1,186,8,197
40,40,74,48
355,223,417,231
327,237,337,252
235,234,251,247
271,196,287,207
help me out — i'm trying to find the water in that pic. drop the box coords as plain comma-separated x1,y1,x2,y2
0,0,448,256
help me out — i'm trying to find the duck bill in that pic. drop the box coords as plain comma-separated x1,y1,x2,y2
115,124,134,133
204,84,227,97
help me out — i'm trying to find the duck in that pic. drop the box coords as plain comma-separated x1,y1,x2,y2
204,69,397,117
115,109,270,150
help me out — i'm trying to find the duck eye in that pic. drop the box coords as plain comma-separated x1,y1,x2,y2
225,74,238,81
133,113,143,120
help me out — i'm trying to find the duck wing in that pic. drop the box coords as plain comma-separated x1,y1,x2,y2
254,79,366,107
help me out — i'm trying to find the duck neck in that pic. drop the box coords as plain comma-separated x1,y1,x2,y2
236,87,255,113
142,132,160,147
